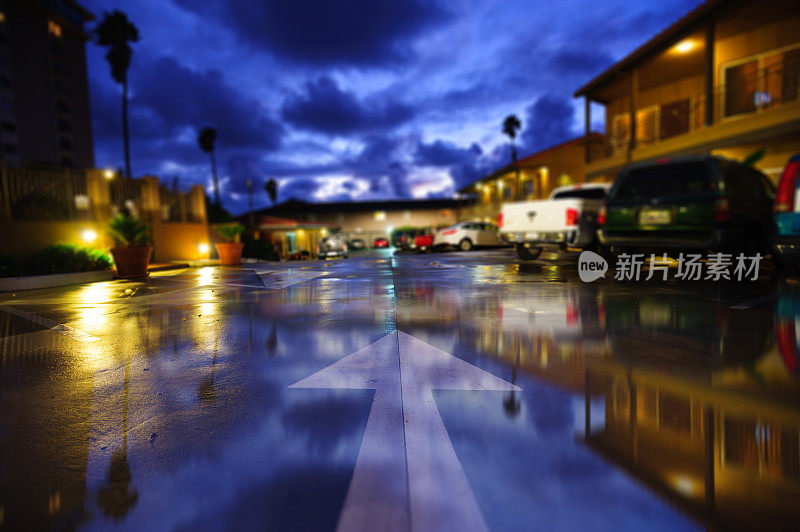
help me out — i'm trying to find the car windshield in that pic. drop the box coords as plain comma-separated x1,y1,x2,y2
552,188,606,200
612,162,713,200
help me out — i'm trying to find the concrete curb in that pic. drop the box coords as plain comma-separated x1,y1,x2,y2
0,270,115,292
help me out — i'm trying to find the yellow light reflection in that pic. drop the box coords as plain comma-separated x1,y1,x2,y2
197,267,214,286
77,283,113,330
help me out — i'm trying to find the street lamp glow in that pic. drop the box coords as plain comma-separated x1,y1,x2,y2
103,168,115,180
81,229,97,243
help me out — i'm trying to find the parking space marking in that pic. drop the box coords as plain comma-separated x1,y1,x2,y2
0,304,98,343
729,293,778,309
254,270,327,290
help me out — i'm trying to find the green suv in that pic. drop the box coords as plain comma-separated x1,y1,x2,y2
598,156,775,254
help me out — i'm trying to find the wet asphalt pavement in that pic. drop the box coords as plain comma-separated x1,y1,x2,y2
1,248,799,531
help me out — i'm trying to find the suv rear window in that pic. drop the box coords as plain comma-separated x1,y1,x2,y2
552,188,606,200
613,162,713,200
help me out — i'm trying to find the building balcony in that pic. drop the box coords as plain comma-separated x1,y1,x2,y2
587,57,800,178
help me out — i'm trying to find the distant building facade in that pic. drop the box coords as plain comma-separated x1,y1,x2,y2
575,0,800,182
251,198,471,247
458,134,607,221
0,0,95,167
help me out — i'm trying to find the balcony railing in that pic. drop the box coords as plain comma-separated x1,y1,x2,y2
606,55,800,157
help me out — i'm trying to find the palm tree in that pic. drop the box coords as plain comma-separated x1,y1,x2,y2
502,114,522,164
265,178,278,205
95,11,139,180
198,127,220,207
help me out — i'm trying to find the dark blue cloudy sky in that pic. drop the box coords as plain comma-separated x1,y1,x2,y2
82,0,702,213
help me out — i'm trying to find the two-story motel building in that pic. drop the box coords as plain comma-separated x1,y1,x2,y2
575,0,800,182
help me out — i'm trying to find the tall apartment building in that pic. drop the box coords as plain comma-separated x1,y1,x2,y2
0,0,94,168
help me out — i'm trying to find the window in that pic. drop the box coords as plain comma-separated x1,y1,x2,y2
523,179,534,198
723,46,800,117
614,162,712,200
47,20,62,38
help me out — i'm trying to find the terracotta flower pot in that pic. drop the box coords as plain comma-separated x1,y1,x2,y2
111,246,152,279
215,242,244,266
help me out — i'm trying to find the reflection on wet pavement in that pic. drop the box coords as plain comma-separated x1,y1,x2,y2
0,249,798,530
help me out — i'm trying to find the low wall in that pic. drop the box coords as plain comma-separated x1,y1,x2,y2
152,222,210,262
0,220,114,257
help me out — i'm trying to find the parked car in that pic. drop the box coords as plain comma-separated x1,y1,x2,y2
348,238,366,251
599,156,775,255
433,221,504,252
392,228,425,251
414,228,436,253
286,250,310,261
316,235,348,259
773,154,800,267
373,237,389,248
499,183,610,260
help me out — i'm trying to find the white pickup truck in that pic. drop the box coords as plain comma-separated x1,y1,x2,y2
498,183,610,260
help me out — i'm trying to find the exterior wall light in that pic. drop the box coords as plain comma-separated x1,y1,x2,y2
674,39,694,53
198,243,210,254
81,229,98,243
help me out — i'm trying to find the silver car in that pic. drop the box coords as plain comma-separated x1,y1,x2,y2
317,235,348,259
433,221,505,251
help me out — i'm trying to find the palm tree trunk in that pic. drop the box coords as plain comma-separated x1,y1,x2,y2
122,77,132,179
210,150,220,207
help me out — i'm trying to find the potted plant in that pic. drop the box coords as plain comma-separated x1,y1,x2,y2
109,213,152,279
215,223,245,265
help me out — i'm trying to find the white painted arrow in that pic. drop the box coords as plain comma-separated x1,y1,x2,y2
290,331,519,532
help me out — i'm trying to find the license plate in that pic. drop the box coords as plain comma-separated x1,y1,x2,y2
639,209,672,225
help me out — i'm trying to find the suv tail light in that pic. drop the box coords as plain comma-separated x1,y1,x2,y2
713,198,731,222
776,321,799,374
565,207,579,226
775,159,800,213
597,206,606,226
498,212,504,228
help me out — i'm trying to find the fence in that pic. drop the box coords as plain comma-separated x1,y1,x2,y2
0,166,209,261
1,166,90,221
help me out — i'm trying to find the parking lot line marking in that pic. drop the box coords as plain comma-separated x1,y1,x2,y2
0,304,98,343
729,293,778,309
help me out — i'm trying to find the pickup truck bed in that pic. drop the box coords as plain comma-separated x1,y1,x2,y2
499,184,609,259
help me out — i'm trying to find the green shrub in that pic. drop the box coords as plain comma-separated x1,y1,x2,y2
22,244,113,276
242,237,279,261
0,255,22,278
214,223,244,242
109,213,151,246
